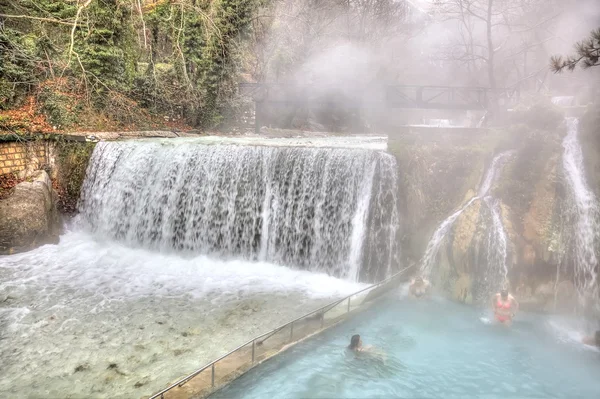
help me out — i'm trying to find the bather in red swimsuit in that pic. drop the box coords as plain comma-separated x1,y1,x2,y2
495,300,511,323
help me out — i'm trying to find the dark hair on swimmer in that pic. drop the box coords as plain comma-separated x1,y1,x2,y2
500,289,508,298
349,334,361,349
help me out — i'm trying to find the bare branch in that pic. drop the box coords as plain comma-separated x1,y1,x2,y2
0,13,78,26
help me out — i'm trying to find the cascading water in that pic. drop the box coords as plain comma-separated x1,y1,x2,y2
0,136,400,398
551,96,575,107
79,139,400,282
420,197,478,277
559,118,599,305
476,196,509,298
420,151,513,295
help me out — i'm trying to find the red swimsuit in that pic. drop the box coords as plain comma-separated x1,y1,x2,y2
495,300,511,323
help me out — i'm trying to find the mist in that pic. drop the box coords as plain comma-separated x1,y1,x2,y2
249,0,600,132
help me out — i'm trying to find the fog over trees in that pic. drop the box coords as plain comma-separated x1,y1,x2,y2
0,0,598,131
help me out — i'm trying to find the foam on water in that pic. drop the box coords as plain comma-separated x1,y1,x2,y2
148,135,388,150
0,231,364,398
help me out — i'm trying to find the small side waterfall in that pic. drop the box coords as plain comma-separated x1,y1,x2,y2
420,197,478,277
420,151,513,296
560,118,599,305
551,96,575,107
476,196,509,297
79,140,400,282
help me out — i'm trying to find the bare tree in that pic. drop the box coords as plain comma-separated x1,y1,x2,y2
434,0,561,89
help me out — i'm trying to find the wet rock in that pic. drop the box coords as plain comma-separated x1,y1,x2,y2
0,170,60,254
74,364,89,373
134,376,149,388
111,366,129,376
173,349,190,357
107,363,118,370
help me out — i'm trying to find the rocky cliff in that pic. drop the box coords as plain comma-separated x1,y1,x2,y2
389,103,593,311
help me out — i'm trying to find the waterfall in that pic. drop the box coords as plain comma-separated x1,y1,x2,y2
420,151,513,292
476,196,509,298
551,96,575,107
79,140,400,282
560,117,599,304
420,197,478,277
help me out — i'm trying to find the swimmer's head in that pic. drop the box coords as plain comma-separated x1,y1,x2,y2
415,276,424,284
500,289,508,299
349,334,361,350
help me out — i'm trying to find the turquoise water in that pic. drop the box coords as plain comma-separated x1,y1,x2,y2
212,295,600,399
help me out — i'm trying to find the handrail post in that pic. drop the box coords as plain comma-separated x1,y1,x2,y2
290,321,294,341
211,363,215,388
347,297,351,313
252,339,255,364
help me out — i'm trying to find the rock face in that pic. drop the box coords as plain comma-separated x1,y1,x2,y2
0,170,60,254
389,128,491,263
389,102,590,311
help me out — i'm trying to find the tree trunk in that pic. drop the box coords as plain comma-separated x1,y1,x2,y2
486,0,496,90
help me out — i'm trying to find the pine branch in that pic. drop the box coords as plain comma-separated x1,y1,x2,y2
551,28,600,73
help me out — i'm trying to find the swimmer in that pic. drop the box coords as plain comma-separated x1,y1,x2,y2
582,331,600,348
348,334,371,352
409,276,431,298
347,334,386,361
492,289,519,326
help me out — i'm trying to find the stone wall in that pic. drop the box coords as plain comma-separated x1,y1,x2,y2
0,140,53,177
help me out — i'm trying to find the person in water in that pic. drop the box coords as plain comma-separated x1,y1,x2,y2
348,334,386,361
492,289,519,326
348,334,370,352
582,331,600,347
409,276,431,298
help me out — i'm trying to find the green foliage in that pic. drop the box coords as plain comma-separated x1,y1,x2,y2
54,140,96,213
196,0,261,128
37,85,83,129
1,0,265,129
0,27,39,108
76,0,137,98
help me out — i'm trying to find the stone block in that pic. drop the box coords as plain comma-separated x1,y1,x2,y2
8,147,15,154
0,170,60,254
5,160,13,167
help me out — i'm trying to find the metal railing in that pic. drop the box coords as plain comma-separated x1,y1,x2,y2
149,264,413,399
